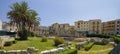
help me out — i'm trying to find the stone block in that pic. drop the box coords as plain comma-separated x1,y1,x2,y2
57,48,64,52
6,50,17,54
40,50,50,54
21,50,28,54
0,50,6,54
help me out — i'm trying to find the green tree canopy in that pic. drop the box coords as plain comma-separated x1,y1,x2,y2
7,1,40,40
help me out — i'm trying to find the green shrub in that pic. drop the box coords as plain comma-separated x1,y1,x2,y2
13,40,17,44
58,49,77,54
30,32,35,37
41,36,48,42
18,29,28,40
27,31,35,37
84,42,94,51
111,36,120,44
4,41,13,46
54,37,65,46
87,34,110,38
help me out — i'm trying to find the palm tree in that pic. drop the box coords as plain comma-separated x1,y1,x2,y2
7,1,40,40
27,10,40,31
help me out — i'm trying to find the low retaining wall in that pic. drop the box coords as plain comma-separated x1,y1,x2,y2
0,47,38,54
0,36,15,48
40,47,64,54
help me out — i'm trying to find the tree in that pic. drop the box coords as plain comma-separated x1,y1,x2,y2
7,1,40,40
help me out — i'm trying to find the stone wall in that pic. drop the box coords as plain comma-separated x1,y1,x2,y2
0,47,38,54
0,36,15,49
40,47,64,54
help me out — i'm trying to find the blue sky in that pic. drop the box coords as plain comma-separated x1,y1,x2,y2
0,0,120,26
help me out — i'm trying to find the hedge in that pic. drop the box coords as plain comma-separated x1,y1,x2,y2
87,34,110,38
84,42,94,51
111,36,120,44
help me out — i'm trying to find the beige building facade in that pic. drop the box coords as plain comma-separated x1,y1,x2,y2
75,20,89,31
34,26,49,36
49,23,70,36
49,19,119,36
2,22,17,32
102,19,120,35
75,19,102,34
89,19,102,34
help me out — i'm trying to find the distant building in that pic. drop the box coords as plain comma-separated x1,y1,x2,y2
89,19,102,34
75,20,89,32
102,19,120,35
49,23,70,36
75,19,102,35
0,21,17,36
2,22,17,32
34,26,49,36
0,20,17,32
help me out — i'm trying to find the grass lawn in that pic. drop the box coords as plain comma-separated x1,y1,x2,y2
90,44,113,51
2,37,114,54
78,44,113,54
3,37,56,54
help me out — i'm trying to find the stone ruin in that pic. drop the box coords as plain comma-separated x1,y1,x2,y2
90,37,115,45
75,37,116,50
75,41,89,50
40,47,64,54
40,42,72,54
57,42,72,49
0,47,38,54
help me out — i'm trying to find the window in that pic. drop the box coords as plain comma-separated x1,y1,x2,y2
117,29,119,31
117,32,119,34
63,25,65,28
117,25,119,27
117,21,120,24
112,22,114,24
97,22,99,24
78,23,80,25
81,22,83,24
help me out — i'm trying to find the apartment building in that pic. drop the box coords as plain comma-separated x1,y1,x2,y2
102,19,120,35
74,20,89,36
49,23,70,36
89,19,102,34
75,20,89,31
75,19,102,34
